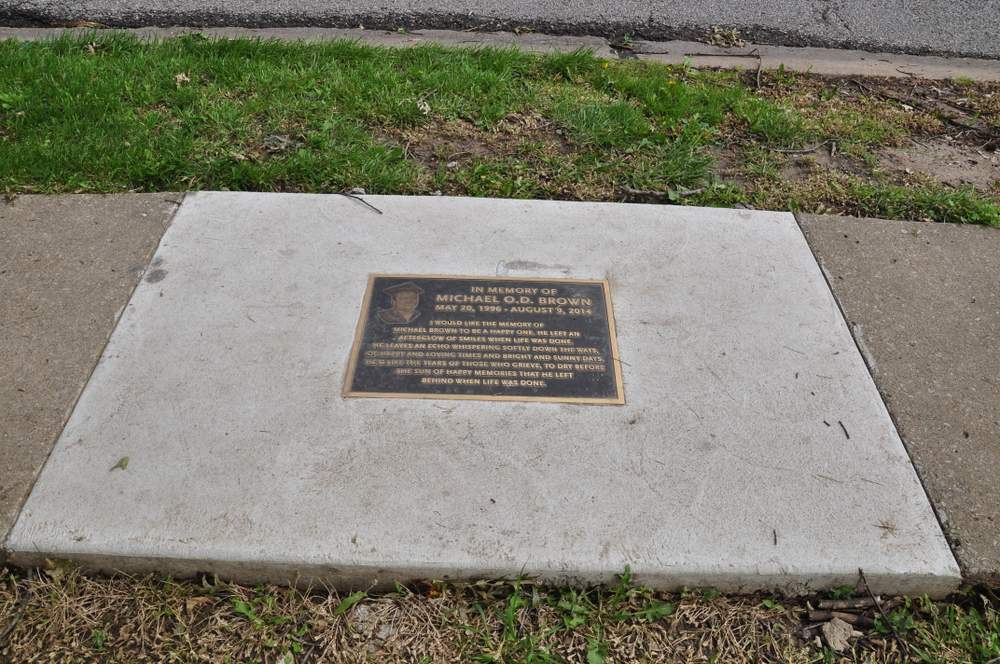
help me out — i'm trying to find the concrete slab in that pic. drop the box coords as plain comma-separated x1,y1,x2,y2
6,193,959,595
627,40,1000,82
0,193,180,557
799,214,1000,586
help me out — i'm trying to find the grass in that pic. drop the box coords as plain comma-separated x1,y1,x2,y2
2,564,999,663
0,33,999,226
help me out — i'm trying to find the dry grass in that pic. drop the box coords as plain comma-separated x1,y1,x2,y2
2,565,998,663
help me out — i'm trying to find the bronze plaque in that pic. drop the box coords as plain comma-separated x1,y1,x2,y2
344,275,624,404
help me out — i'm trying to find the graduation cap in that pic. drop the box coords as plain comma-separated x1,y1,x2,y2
378,281,424,324
383,281,424,297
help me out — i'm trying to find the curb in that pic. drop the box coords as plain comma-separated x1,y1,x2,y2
2,26,999,81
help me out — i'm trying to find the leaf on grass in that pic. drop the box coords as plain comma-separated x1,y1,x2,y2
829,585,856,600
110,456,129,471
335,591,367,615
635,600,676,622
174,73,191,88
586,640,606,664
232,599,254,619
0,91,23,111
232,598,264,628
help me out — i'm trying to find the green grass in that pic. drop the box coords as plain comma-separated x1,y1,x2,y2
1,33,998,226
734,171,1000,225
910,594,1000,662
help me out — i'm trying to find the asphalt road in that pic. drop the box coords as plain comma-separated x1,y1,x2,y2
2,0,999,59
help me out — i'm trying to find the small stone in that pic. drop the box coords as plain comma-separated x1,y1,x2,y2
352,603,372,628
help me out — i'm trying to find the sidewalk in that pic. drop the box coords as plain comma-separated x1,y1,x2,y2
799,213,1000,586
3,192,995,592
2,193,997,588
0,194,180,551
2,192,957,595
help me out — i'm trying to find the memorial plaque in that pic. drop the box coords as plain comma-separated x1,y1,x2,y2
344,275,624,404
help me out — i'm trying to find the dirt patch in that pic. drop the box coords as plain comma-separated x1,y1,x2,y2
389,118,497,170
377,112,620,200
758,72,1000,146
879,140,1000,191
384,112,571,175
708,146,743,184
780,147,871,182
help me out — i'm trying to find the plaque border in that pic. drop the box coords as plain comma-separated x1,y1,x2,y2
343,274,625,405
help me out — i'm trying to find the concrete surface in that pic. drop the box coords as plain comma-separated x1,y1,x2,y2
0,25,623,55
0,193,179,557
625,40,1000,82
5,27,1000,81
2,0,1000,59
799,214,1000,586
6,193,958,595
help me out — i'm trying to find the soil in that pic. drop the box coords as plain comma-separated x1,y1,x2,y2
781,148,871,182
385,112,572,174
879,140,1000,191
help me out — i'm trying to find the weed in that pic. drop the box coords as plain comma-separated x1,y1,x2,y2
828,585,857,599
334,590,367,615
90,629,107,651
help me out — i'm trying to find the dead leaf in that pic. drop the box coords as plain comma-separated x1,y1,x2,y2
417,99,431,115
185,596,215,613
261,134,302,154
174,73,191,88
43,558,77,581
110,456,129,471
821,617,855,652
